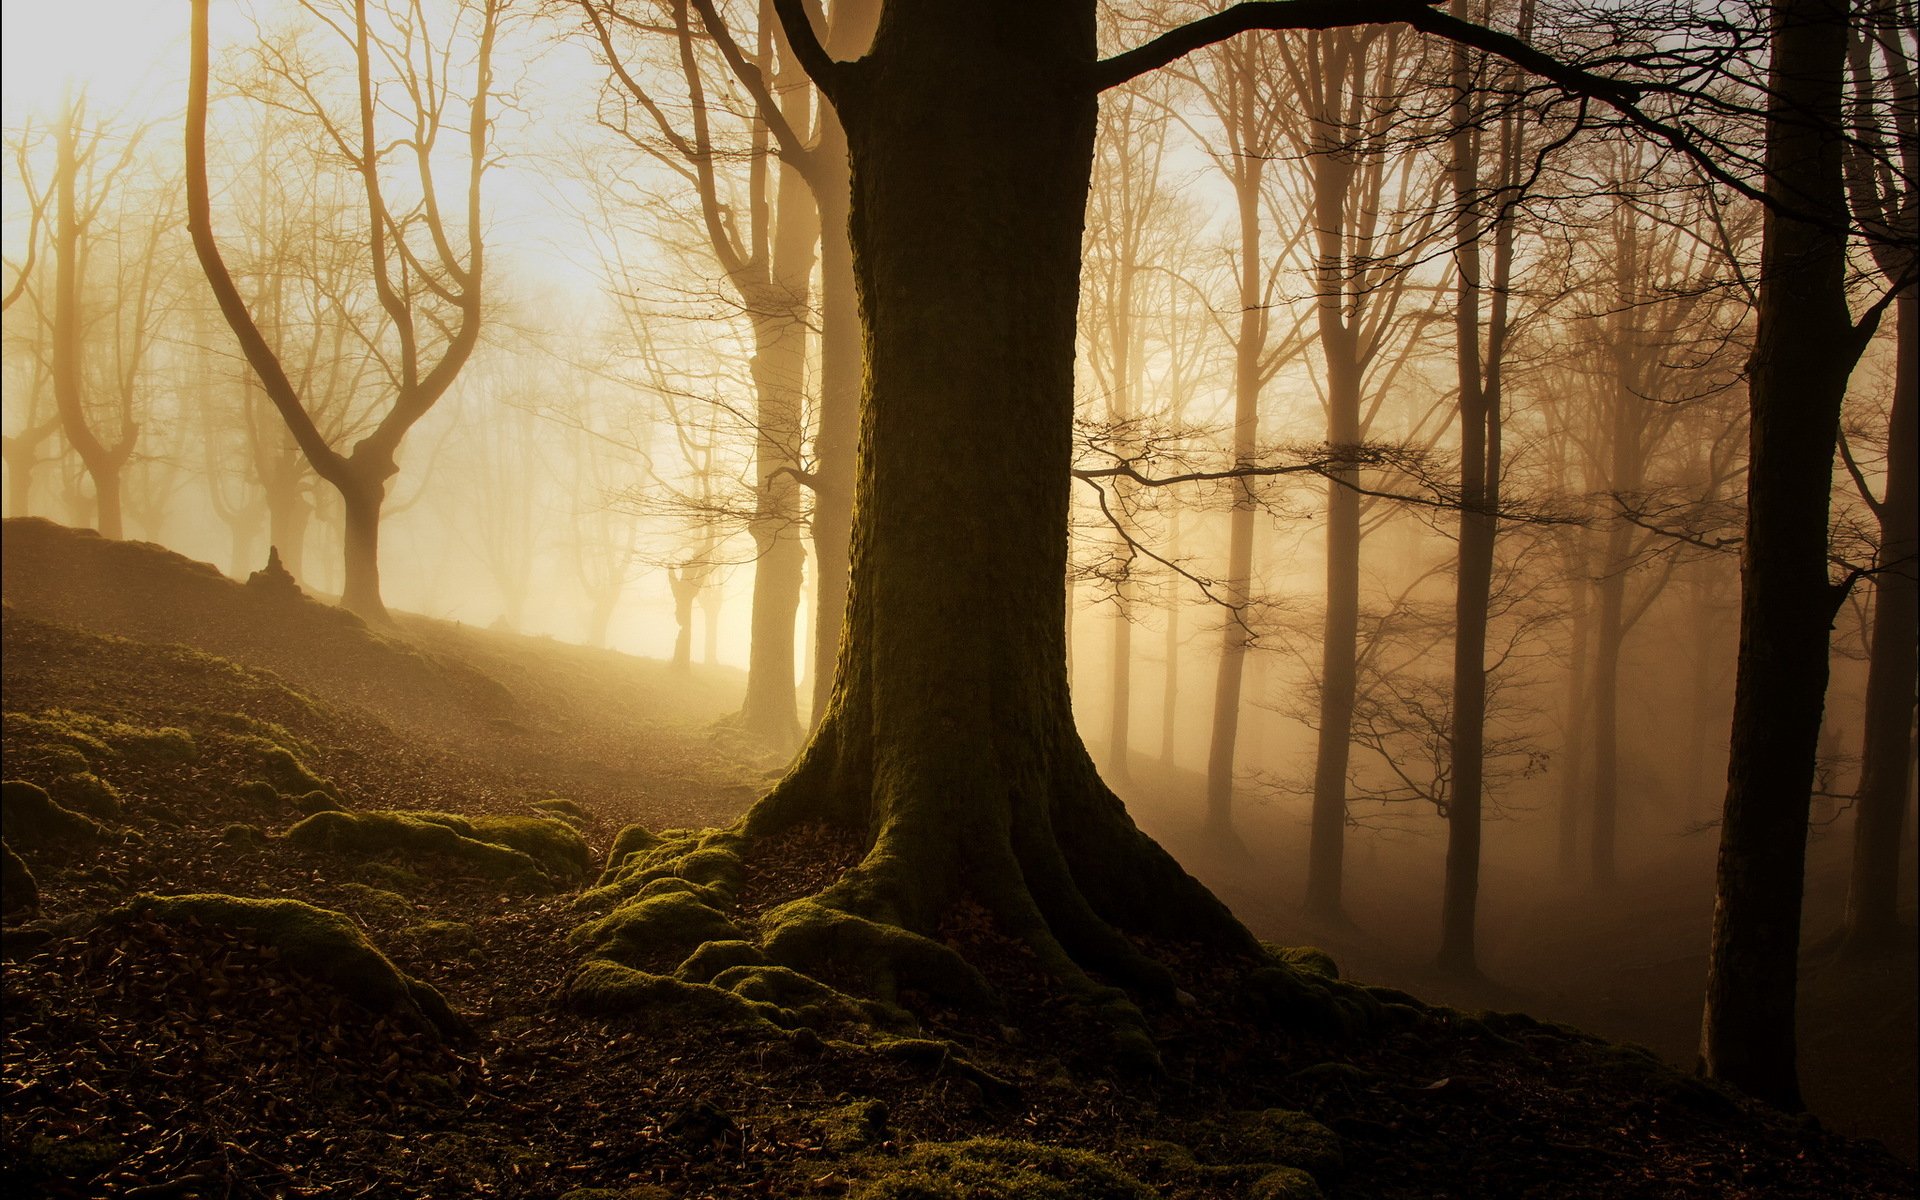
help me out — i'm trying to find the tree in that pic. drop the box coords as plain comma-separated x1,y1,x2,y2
1838,0,1917,956
1699,0,1894,1111
50,94,161,540
717,0,1640,1033
185,0,503,622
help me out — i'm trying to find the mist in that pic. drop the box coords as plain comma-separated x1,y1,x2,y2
2,1,1914,1196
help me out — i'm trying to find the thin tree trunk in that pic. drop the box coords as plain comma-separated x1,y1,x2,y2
1204,138,1264,845
1160,508,1182,765
1559,555,1592,872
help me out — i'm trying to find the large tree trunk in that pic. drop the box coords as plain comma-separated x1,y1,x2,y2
1699,0,1867,1111
752,1,1251,1001
1844,290,1917,953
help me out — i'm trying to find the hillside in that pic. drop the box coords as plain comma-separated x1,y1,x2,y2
2,520,1913,1199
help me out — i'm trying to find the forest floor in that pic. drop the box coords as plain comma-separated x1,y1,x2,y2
1119,764,1920,1167
3,516,1915,1200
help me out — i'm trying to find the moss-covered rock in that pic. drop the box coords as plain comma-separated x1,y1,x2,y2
597,823,663,884
845,1138,1156,1200
236,780,282,809
413,813,591,882
49,773,122,819
566,958,782,1030
110,893,465,1038
1203,1109,1343,1182
286,810,542,881
405,920,479,955
759,898,993,1008
572,889,746,969
1267,943,1340,980
532,797,590,826
809,1098,889,1153
7,710,197,766
579,831,743,911
2,780,107,848
2,841,37,916
217,734,340,803
675,937,768,981
1249,1166,1325,1199
336,882,416,921
220,823,267,847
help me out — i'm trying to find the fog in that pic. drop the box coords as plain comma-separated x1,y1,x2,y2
2,0,1914,1189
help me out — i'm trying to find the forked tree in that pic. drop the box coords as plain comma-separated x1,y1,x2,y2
184,0,503,622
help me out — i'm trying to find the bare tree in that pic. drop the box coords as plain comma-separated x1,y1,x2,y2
185,0,504,622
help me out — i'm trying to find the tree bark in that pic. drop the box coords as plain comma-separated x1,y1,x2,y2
338,463,390,623
753,1,1251,998
1699,0,1869,1111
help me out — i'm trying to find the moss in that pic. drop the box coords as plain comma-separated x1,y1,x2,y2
111,893,465,1039
598,823,664,883
1244,966,1376,1037
359,862,431,892
2,780,106,848
285,810,542,881
49,772,122,819
336,882,416,922
809,1098,888,1152
1267,944,1340,980
1249,1166,1325,1199
565,959,783,1030
196,711,320,762
405,920,479,954
2,841,37,916
675,938,768,981
759,898,992,1007
571,889,745,969
23,743,93,776
12,709,197,765
579,833,744,911
1202,1109,1343,1181
221,823,267,847
557,1187,672,1200
295,790,347,814
445,815,591,883
846,1138,1156,1200
711,964,907,1030
532,797,590,826
236,780,283,809
216,733,339,802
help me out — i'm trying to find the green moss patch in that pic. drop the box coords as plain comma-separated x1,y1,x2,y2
46,772,122,819
6,710,197,766
844,1138,1156,1200
808,1098,889,1152
411,813,591,883
336,882,417,922
532,797,590,826
1267,944,1340,980
759,898,992,1008
566,959,783,1030
109,893,465,1039
2,780,107,848
579,830,743,911
212,733,341,803
285,810,543,882
572,889,746,970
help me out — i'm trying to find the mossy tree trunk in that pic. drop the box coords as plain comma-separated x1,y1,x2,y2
751,0,1255,991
